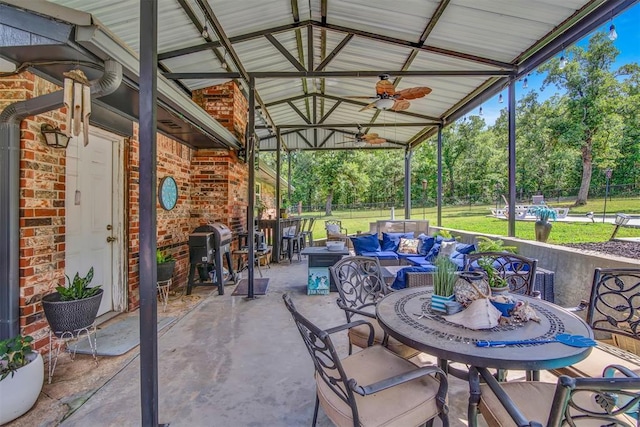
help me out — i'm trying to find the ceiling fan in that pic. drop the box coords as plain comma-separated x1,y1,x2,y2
336,126,387,145
348,74,432,111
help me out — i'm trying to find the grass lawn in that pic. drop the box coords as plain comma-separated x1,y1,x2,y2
302,197,640,245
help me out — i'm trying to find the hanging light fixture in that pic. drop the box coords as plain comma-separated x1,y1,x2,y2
479,106,483,116
498,94,503,103
201,22,209,39
40,123,71,149
608,23,618,41
376,98,396,110
559,53,567,70
523,77,528,89
220,50,227,69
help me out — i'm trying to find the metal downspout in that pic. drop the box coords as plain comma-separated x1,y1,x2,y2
0,60,123,340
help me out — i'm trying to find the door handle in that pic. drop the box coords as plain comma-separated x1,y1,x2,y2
107,236,117,243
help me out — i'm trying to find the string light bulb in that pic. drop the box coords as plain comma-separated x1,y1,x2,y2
220,51,227,69
202,23,209,39
608,24,618,41
479,107,483,116
498,94,503,104
523,77,528,89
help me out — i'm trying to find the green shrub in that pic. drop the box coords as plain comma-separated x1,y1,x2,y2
474,236,517,253
0,335,34,381
56,267,101,301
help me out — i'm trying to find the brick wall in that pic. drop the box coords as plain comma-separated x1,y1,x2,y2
192,81,248,142
1,72,70,349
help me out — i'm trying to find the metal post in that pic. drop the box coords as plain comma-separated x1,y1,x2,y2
247,77,256,298
404,148,412,219
274,128,281,262
508,81,516,237
422,179,427,220
139,0,160,425
603,168,612,223
436,125,443,227
287,151,292,210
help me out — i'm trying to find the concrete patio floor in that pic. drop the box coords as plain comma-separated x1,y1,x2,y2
11,255,559,427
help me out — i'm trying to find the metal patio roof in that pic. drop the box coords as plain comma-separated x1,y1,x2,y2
2,0,638,151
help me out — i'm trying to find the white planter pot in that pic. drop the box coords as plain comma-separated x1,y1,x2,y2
0,352,44,425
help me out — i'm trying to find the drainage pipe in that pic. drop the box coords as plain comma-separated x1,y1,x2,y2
0,60,122,339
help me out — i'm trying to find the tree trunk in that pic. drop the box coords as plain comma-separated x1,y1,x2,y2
574,138,593,206
325,191,333,216
447,166,455,197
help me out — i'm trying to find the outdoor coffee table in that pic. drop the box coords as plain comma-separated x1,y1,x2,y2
376,287,593,426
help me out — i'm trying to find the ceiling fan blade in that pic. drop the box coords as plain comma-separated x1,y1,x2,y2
391,100,411,111
362,133,379,141
345,96,378,100
365,138,387,145
395,86,432,100
376,79,395,96
359,101,378,112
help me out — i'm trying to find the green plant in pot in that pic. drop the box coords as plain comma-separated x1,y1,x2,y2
473,236,517,254
156,249,176,282
0,334,44,424
527,205,557,243
42,267,103,336
478,258,509,293
431,256,458,313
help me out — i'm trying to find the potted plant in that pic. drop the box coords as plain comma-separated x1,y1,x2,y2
0,335,44,424
255,195,266,219
42,267,103,336
478,258,509,294
473,236,517,253
527,205,557,242
431,256,458,313
156,249,176,282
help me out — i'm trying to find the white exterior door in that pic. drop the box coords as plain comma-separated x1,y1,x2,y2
65,128,125,316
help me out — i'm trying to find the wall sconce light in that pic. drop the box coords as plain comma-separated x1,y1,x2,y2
40,123,71,148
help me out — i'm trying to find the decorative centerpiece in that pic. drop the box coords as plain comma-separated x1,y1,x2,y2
527,205,557,242
431,256,457,313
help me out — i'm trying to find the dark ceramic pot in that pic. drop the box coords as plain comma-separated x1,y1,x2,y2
42,289,103,337
534,220,552,242
157,260,176,282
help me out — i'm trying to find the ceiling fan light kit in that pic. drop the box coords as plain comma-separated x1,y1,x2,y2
376,98,396,110
351,74,432,112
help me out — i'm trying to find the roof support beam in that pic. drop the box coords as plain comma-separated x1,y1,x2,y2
288,101,311,124
265,33,306,71
259,122,439,129
250,70,514,78
318,100,341,124
321,94,441,122
318,130,335,148
314,33,354,71
311,21,515,69
417,0,451,46
295,130,314,148
157,21,309,60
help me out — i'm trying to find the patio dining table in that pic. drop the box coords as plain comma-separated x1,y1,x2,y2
376,287,594,426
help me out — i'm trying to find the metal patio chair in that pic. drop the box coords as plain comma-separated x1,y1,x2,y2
553,268,640,378
282,294,450,427
472,364,640,426
464,251,538,296
329,256,420,359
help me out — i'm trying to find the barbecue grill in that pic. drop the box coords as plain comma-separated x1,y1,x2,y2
187,223,236,295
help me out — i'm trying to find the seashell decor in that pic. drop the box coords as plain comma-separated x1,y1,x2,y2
446,298,502,330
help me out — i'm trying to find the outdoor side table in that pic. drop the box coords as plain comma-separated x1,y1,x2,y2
48,323,98,384
300,246,349,294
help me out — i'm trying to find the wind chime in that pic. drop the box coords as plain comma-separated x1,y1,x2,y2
62,69,91,145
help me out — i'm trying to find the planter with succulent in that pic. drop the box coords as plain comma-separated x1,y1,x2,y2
473,236,517,254
156,249,176,282
478,258,509,293
0,335,44,424
526,206,557,243
431,256,458,313
42,267,103,336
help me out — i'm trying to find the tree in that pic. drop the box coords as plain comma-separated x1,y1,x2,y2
441,116,485,198
539,32,627,205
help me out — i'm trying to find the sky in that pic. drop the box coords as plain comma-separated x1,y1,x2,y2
475,3,640,126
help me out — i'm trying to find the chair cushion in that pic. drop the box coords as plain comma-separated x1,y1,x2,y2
479,380,637,427
455,243,476,255
479,381,556,427
552,341,640,378
361,251,398,261
317,345,442,427
439,241,457,257
326,223,341,234
381,232,414,251
350,234,381,255
405,256,431,266
348,321,419,359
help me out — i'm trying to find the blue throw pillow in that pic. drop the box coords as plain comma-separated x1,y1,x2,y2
455,243,476,255
435,235,456,244
425,242,441,262
349,234,380,255
417,234,436,256
381,232,414,251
